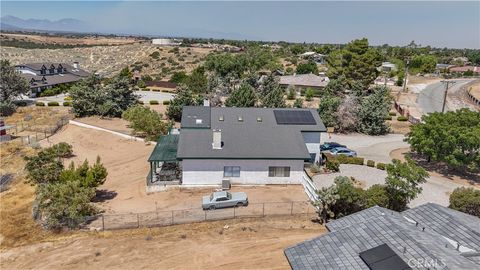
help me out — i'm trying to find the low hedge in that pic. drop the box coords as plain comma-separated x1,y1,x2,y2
63,102,71,107
163,100,170,105
326,159,340,172
36,102,45,106
149,100,159,105
14,100,28,107
384,116,392,120
389,111,397,116
367,160,375,167
64,96,73,101
47,101,60,106
335,154,364,165
397,116,408,121
376,163,386,170
152,89,161,92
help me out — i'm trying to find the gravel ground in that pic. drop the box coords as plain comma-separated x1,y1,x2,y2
312,164,467,207
321,133,409,163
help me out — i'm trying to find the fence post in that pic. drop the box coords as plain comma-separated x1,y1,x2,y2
291,201,294,215
102,215,105,231
137,213,140,228
233,206,236,218
262,203,265,217
171,210,174,225
204,210,207,221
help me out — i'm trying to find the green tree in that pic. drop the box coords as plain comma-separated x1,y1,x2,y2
409,55,437,74
43,142,73,158
101,77,139,117
326,38,382,88
296,61,318,75
293,98,303,108
318,94,341,128
166,84,200,121
186,66,208,93
305,88,314,101
449,187,480,217
365,184,389,208
406,109,480,172
225,83,257,107
385,158,428,211
0,60,29,116
170,71,189,84
118,66,133,79
122,105,169,140
59,157,108,188
259,74,285,108
356,86,391,135
25,150,64,185
286,86,296,100
36,180,97,229
331,176,366,218
313,185,340,224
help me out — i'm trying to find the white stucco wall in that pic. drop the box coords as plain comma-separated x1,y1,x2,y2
181,159,304,186
302,132,321,163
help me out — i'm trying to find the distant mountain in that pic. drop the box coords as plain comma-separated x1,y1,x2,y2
0,15,89,32
0,22,24,31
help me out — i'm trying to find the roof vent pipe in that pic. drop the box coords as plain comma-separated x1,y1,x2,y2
212,130,222,149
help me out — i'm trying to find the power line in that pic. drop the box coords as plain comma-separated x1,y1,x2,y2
440,80,456,113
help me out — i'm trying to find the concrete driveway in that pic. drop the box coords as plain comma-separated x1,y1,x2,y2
32,91,174,104
312,164,467,207
321,133,409,163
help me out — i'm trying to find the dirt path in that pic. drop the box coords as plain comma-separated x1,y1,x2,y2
0,216,325,270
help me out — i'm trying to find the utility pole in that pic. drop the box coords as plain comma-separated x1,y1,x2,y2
440,80,456,113
403,59,409,92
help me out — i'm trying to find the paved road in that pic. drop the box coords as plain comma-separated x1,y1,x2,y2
416,79,476,114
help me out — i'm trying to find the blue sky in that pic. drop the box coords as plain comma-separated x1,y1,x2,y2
1,1,479,48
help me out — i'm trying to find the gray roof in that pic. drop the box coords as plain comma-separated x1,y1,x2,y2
279,74,328,88
285,203,480,270
403,203,480,251
177,106,326,160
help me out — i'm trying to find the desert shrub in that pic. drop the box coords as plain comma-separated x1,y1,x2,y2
47,101,59,106
449,187,480,217
152,89,161,92
376,163,386,170
14,100,28,107
163,100,170,105
305,88,314,101
63,102,71,107
149,100,159,105
0,102,17,116
287,86,296,100
397,116,408,121
122,105,168,141
367,160,375,167
36,102,45,106
326,158,340,172
384,116,392,120
64,96,73,101
310,164,320,174
336,155,364,165
389,111,397,116
45,142,73,158
365,184,389,208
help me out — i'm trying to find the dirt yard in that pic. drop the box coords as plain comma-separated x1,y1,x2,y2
40,124,309,214
0,215,325,270
1,33,141,46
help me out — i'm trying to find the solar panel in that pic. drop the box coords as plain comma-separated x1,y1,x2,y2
274,110,316,125
359,244,411,270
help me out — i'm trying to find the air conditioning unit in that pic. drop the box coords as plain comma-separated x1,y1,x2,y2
222,179,231,190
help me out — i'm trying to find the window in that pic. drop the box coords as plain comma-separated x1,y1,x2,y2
268,167,290,177
224,166,240,177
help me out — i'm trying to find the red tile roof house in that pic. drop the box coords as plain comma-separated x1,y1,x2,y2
16,62,90,97
449,66,480,74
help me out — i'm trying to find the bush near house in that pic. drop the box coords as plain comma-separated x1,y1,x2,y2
163,100,170,105
389,111,397,116
324,153,364,166
36,102,45,106
63,102,71,107
384,116,392,120
397,116,408,121
149,100,159,105
449,187,480,217
367,160,375,167
47,101,59,106
376,163,386,170
326,158,340,172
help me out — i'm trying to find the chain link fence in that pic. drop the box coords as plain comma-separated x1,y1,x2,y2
83,201,315,231
7,116,71,146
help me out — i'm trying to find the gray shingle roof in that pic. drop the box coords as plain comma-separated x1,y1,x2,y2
177,107,326,160
403,203,480,251
285,204,480,270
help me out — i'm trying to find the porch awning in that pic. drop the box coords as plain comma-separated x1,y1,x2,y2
148,134,179,162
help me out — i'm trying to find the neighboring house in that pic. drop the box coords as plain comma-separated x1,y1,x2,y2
279,74,329,90
16,62,90,96
285,203,480,270
378,61,397,73
449,66,480,74
147,106,326,186
300,51,327,64
436,63,455,74
145,81,177,91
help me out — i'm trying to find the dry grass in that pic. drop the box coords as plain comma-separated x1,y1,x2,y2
4,106,72,134
1,33,141,46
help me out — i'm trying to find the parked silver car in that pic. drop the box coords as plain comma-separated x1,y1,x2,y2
202,191,248,210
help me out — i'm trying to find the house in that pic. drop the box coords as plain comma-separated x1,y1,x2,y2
145,81,177,91
300,51,327,64
151,38,182,46
449,66,480,74
285,203,480,270
147,106,326,186
279,74,329,90
16,62,90,97
378,61,397,73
